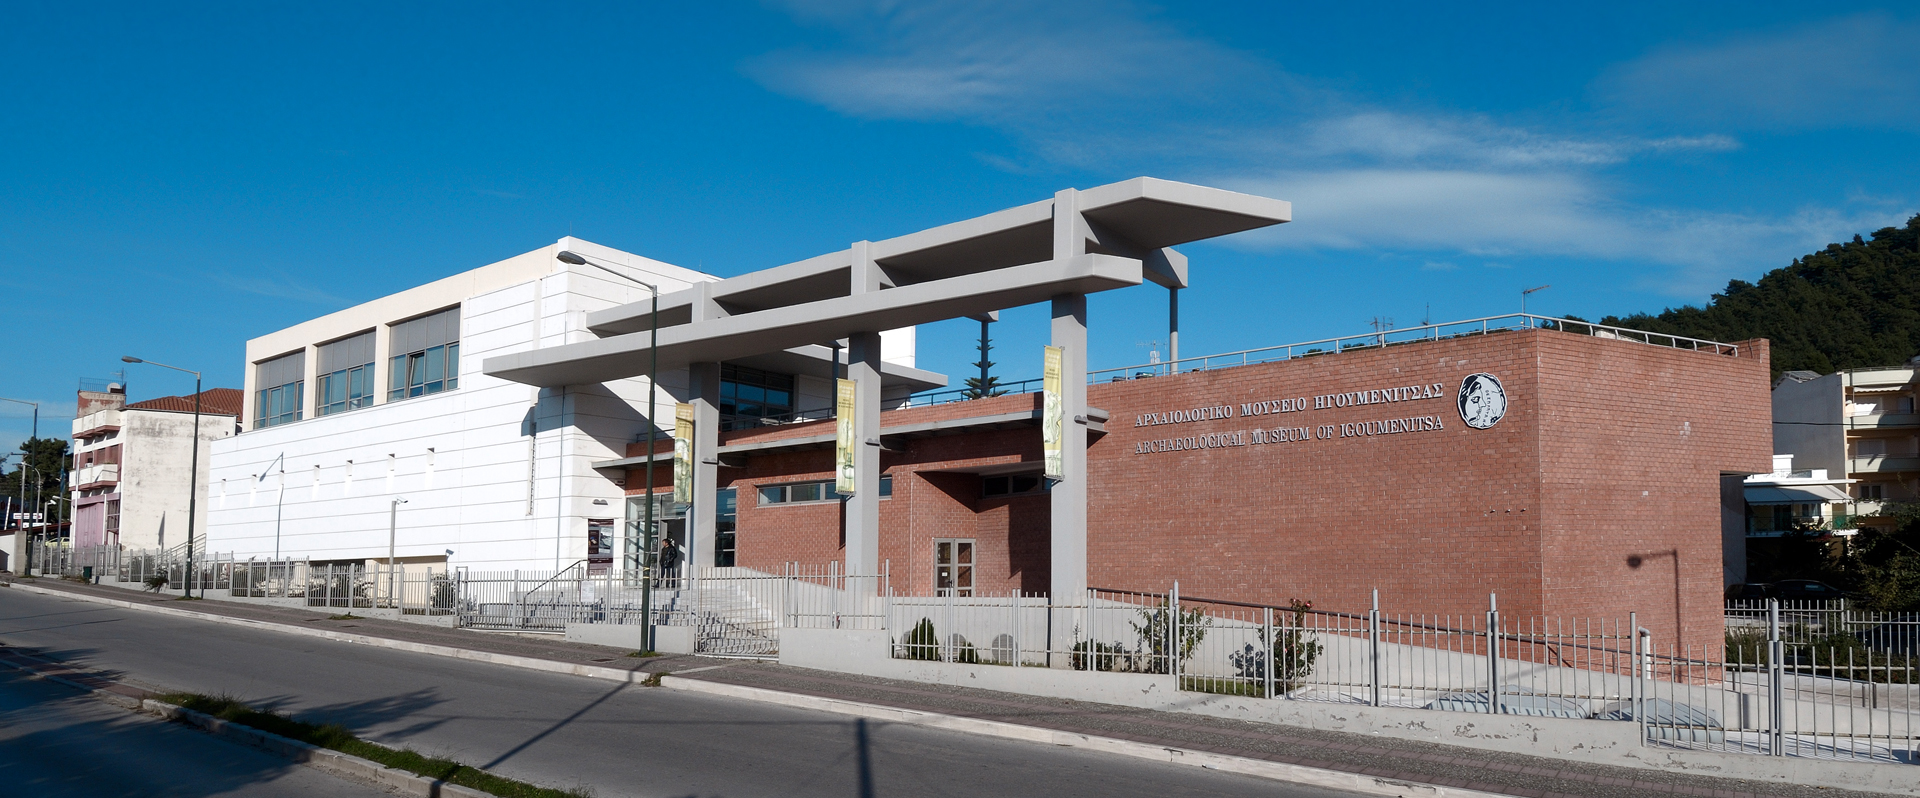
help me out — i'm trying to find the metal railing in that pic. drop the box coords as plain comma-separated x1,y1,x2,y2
1088,314,1741,384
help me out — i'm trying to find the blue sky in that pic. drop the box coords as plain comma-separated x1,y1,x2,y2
3,1,1917,455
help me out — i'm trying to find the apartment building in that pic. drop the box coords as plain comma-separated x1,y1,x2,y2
69,383,242,551
1773,360,1920,533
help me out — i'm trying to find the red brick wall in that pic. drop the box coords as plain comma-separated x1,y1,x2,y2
624,329,1771,645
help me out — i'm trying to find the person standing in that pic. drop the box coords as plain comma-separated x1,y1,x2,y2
657,537,682,585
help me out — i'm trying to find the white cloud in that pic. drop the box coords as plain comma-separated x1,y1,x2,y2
747,0,1275,123
1220,169,1905,296
749,4,1907,298
1596,13,1920,129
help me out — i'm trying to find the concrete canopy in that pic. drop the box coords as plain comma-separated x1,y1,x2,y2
482,177,1290,388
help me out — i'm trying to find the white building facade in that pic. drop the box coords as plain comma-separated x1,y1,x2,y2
204,237,926,575
70,386,241,553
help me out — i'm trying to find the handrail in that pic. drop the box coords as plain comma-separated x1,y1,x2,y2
1087,313,1740,384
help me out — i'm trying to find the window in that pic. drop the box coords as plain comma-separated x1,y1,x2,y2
104,498,120,543
982,473,1048,497
1860,484,1885,501
934,538,974,597
757,476,891,505
316,331,376,416
254,351,305,428
387,307,460,401
720,364,795,430
715,488,737,567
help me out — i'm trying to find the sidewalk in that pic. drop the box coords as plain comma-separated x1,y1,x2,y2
7,577,1894,798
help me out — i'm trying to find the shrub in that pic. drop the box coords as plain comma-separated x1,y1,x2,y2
901,618,940,660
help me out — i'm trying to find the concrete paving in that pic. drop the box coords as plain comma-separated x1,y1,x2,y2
0,663,395,797
0,584,1365,798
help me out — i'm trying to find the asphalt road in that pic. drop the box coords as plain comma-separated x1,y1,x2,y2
0,662,394,797
0,588,1365,798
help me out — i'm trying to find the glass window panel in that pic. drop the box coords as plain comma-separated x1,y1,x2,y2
878,475,892,497
758,486,784,505
957,566,973,589
957,541,972,563
388,356,406,400
445,344,459,389
791,482,821,502
736,384,764,403
425,345,445,384
765,389,791,408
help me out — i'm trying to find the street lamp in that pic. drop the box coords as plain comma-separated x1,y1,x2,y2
1,397,38,569
123,356,202,598
258,452,287,561
556,249,661,652
388,497,408,610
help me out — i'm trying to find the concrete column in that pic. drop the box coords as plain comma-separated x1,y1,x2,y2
688,361,721,572
372,323,394,404
1050,294,1089,599
1168,287,1179,366
1049,187,1090,600
845,331,884,586
302,343,321,421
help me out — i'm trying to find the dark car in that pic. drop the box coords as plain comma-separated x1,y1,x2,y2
1725,583,1776,601
1854,615,1920,655
1773,579,1848,602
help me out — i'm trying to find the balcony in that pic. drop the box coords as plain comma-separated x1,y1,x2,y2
1848,413,1920,429
72,408,122,438
1849,455,1920,475
73,464,119,489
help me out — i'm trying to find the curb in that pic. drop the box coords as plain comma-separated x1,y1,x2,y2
660,675,1512,798
8,581,652,683
0,650,489,798
14,581,1506,797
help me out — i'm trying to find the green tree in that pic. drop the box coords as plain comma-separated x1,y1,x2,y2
961,317,1007,399
1601,216,1920,379
1,437,69,523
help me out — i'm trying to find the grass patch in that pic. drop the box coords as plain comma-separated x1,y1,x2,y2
327,613,360,620
625,650,661,658
155,693,593,798
640,670,666,687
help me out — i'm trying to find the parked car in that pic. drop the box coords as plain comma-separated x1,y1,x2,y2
1725,583,1776,601
1854,615,1920,655
1773,579,1848,601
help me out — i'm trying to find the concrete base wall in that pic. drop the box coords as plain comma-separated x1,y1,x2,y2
563,623,695,655
779,628,1920,797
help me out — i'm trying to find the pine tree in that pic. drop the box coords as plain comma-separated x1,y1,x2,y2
961,318,1006,399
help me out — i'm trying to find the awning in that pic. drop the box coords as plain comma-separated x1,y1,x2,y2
1744,484,1853,505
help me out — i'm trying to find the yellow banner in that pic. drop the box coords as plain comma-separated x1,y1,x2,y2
672,403,694,503
1043,345,1064,480
835,378,857,495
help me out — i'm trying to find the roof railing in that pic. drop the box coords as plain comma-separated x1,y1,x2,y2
1086,313,1739,384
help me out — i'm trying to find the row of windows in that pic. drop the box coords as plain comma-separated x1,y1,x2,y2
756,476,894,505
254,307,460,429
720,364,796,431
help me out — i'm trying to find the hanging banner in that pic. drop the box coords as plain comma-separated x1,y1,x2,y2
1043,345,1064,480
672,403,694,503
835,378,858,495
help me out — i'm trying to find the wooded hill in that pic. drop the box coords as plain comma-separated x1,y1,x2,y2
1600,214,1920,379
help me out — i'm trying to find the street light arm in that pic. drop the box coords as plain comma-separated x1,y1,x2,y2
556,250,658,294
119,357,200,379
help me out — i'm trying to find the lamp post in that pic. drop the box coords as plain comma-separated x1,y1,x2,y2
17,462,41,575
123,356,201,598
388,497,408,610
556,250,660,651
259,452,287,561
1,398,38,571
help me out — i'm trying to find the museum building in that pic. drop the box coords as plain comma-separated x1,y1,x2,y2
616,324,1773,652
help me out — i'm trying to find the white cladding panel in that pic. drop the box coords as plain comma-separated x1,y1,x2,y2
206,242,710,571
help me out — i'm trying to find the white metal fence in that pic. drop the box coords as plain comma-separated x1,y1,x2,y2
450,563,887,658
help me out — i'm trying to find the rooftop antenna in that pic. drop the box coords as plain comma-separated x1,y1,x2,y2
1522,285,1551,316
1136,339,1163,365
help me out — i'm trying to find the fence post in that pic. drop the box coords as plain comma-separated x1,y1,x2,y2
1768,598,1784,756
1263,605,1275,700
1012,590,1021,668
1368,588,1381,707
1170,581,1181,687
1630,611,1644,746
1486,592,1500,715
